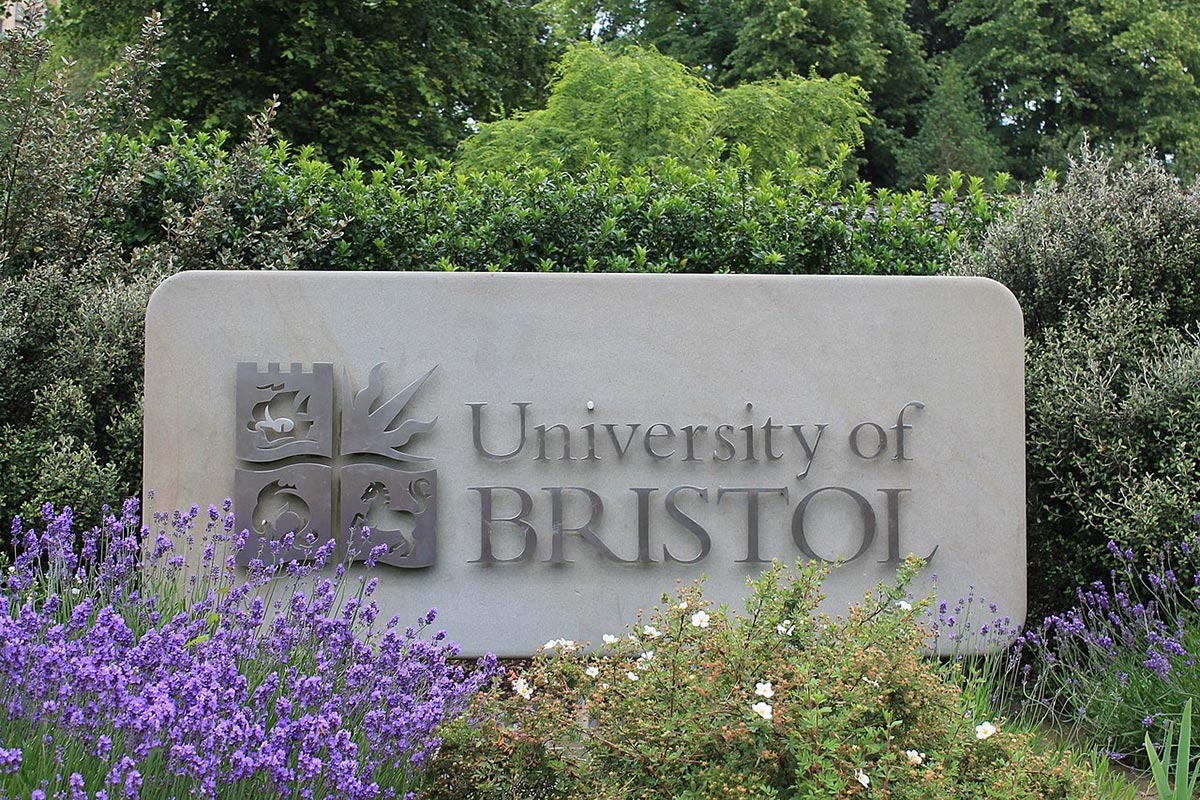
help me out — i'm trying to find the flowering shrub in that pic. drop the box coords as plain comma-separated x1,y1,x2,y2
425,558,1104,799
0,499,497,799
1012,537,1200,767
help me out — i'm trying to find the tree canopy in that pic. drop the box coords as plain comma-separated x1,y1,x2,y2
53,0,554,166
944,0,1200,180
47,0,1200,184
456,43,869,175
894,59,1007,186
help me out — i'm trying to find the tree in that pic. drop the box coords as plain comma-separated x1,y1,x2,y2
895,59,1006,187
455,42,868,175
945,0,1200,180
724,0,929,185
542,0,743,81
52,0,555,166
543,0,929,185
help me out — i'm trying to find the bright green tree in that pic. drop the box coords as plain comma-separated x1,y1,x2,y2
455,43,868,175
541,0,928,184
52,0,555,166
945,0,1200,180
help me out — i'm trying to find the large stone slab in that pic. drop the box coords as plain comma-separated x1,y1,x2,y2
144,272,1025,655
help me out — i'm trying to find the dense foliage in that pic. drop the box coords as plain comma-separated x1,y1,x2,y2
323,156,999,276
534,0,1200,185
945,0,1200,181
954,149,1200,616
0,20,344,541
47,0,1200,186
51,0,554,167
456,42,870,176
541,0,931,186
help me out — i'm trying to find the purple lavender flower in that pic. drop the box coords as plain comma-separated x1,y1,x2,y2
2,499,498,798
0,746,22,773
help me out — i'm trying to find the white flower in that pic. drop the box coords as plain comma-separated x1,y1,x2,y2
636,650,655,669
975,721,997,740
690,610,711,629
626,671,639,682
542,637,578,653
751,701,773,721
855,770,870,788
677,600,689,611
542,639,559,651
602,634,620,646
754,681,775,699
776,619,795,636
896,600,913,612
642,625,662,639
905,750,925,766
585,665,600,678
512,677,533,700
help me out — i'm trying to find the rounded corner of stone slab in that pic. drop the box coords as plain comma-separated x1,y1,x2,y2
965,276,1025,334
146,271,205,317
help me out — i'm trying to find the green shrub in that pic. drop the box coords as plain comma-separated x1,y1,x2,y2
955,148,1200,616
425,559,1108,799
958,147,1200,339
320,154,1002,277
0,20,343,545
1022,296,1200,610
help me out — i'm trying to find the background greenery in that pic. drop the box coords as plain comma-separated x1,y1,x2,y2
47,0,1200,186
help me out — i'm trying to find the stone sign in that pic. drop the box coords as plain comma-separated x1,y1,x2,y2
143,272,1025,655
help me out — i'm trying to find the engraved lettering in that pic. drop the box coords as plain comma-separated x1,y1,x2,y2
849,422,888,460
582,422,600,461
603,423,642,457
740,423,757,462
545,487,633,564
762,417,784,461
681,424,707,462
713,424,736,462
792,486,875,563
789,424,827,480
631,487,657,564
877,488,936,563
719,486,789,564
891,400,925,461
535,423,576,461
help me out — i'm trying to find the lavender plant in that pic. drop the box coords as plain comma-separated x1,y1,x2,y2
1011,536,1200,768
0,499,497,799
